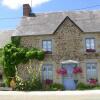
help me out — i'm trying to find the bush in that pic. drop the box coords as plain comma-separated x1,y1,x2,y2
49,83,65,91
15,76,43,91
93,86,100,90
77,82,96,90
37,50,45,60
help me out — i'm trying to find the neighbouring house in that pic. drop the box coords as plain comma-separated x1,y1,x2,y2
12,4,100,90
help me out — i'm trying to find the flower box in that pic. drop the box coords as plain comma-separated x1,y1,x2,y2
88,79,97,85
86,49,96,52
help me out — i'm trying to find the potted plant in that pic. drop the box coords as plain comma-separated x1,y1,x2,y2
88,78,97,85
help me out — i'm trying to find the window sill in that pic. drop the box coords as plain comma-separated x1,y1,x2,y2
86,49,96,52
44,51,52,54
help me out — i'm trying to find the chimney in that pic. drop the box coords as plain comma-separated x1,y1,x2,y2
23,4,31,16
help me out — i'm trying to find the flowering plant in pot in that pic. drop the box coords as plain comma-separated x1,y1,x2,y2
88,78,97,85
73,67,82,74
44,79,53,85
56,68,67,76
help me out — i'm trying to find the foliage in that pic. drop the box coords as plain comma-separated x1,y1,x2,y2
11,36,21,47
49,83,65,91
15,62,43,91
0,48,3,66
15,75,43,91
36,50,45,60
93,86,100,90
3,43,45,86
77,82,95,90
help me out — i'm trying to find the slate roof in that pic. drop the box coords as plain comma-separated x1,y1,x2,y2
13,11,100,36
0,30,14,48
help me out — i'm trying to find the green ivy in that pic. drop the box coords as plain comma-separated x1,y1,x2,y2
3,43,45,86
11,36,21,47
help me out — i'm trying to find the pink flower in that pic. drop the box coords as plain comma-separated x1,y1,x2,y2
44,79,53,85
73,67,82,74
56,68,67,76
88,79,97,85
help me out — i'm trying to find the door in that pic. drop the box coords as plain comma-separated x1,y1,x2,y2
62,64,76,90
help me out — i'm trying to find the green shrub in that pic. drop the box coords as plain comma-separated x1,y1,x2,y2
92,85,100,90
11,36,20,47
77,83,89,90
3,43,45,86
25,50,37,59
15,76,43,91
49,83,65,91
37,50,45,60
77,82,96,90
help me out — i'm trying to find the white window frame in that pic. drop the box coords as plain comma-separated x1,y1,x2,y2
85,38,95,50
42,40,52,53
42,64,53,80
86,63,97,80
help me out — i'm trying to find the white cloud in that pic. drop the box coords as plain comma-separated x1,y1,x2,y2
2,0,51,9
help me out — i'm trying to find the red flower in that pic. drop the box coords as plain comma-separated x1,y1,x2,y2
44,79,53,85
73,67,82,74
88,79,97,85
56,68,67,76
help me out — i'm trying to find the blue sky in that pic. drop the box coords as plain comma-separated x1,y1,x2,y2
1,0,100,30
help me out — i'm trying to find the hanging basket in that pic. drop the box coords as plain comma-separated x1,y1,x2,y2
73,67,82,74
56,68,67,76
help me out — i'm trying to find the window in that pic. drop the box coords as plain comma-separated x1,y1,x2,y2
42,64,53,81
86,63,97,80
85,38,96,52
42,40,52,53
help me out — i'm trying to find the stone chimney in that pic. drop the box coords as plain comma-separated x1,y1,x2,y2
23,4,31,16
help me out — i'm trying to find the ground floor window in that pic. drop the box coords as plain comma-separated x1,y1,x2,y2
42,64,53,82
86,63,97,80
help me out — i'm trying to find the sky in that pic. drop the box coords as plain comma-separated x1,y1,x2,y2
1,0,100,30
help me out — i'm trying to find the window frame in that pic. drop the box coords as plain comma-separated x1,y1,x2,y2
42,64,53,81
86,63,97,81
42,40,52,54
85,38,96,52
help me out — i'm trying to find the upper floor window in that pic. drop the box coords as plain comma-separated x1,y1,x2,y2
86,63,97,80
85,38,96,52
42,40,52,53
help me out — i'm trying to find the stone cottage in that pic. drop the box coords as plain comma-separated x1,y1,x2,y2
12,4,100,90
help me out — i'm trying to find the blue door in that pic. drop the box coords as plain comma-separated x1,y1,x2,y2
62,64,76,90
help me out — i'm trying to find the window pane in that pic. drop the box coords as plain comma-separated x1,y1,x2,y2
42,64,53,80
86,39,90,49
42,40,52,52
85,38,95,49
90,39,95,49
86,63,97,80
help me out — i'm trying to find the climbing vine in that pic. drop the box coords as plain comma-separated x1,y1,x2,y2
11,36,21,47
3,43,45,86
